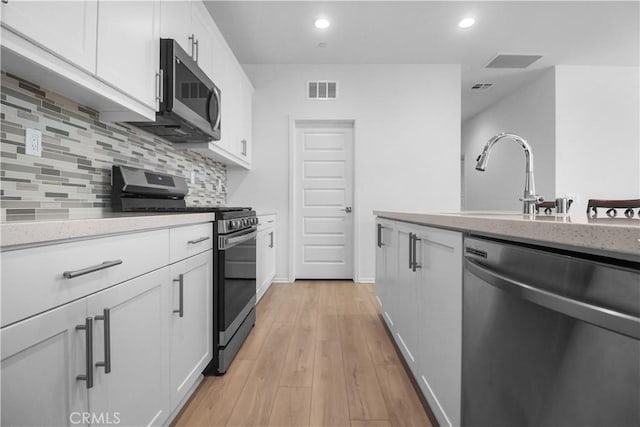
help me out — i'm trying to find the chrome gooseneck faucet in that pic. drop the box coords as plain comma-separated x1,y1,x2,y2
475,132,543,214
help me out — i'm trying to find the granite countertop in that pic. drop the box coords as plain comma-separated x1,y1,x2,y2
1,212,216,249
374,210,640,261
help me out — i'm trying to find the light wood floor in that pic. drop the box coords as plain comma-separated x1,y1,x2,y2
173,281,432,427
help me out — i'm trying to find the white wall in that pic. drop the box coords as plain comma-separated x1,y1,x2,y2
461,69,556,211
228,64,461,282
555,66,640,214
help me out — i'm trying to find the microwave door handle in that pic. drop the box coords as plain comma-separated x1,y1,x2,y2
206,89,219,130
211,88,221,130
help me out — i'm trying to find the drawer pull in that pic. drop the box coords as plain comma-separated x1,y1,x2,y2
94,308,111,374
76,317,94,389
63,260,123,279
187,236,210,245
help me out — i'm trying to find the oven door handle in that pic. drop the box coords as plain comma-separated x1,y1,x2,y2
219,228,257,250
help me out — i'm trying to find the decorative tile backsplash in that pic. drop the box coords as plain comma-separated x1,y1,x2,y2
0,72,226,222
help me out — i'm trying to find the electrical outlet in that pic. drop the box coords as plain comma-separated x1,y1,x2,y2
25,128,42,157
190,170,196,185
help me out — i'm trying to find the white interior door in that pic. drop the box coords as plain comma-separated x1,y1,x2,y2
295,122,354,279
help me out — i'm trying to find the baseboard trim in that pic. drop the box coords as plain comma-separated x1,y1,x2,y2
272,277,292,283
356,278,375,284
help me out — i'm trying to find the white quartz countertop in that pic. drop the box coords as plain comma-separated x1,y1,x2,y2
1,212,216,249
374,210,640,261
255,210,278,216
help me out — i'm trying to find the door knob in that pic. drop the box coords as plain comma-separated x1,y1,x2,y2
341,207,352,213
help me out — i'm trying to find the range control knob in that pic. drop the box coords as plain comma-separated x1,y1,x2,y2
229,220,238,230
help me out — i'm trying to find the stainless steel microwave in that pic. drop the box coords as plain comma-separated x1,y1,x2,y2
129,39,221,143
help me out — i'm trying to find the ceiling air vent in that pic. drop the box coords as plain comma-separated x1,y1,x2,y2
471,83,493,90
486,54,543,69
308,81,337,100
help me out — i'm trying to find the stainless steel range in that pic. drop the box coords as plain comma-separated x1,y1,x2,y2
111,165,257,375
205,207,257,375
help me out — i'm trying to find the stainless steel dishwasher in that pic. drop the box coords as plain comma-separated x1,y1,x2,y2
462,235,640,427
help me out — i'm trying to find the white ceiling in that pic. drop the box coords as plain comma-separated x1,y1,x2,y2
205,1,639,120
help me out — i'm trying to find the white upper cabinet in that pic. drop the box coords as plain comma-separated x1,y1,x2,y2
190,1,217,79
96,0,160,110
159,1,193,55
238,71,253,162
222,60,253,163
0,0,98,73
177,2,253,169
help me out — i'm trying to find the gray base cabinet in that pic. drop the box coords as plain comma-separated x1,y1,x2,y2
375,218,462,427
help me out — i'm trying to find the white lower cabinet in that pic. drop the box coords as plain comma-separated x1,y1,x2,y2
374,218,462,427
416,226,462,427
256,214,277,302
0,267,172,427
394,223,421,375
375,219,397,329
1,299,89,427
87,267,171,427
1,222,214,426
169,250,213,408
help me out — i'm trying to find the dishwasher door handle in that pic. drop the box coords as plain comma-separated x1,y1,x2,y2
465,258,640,340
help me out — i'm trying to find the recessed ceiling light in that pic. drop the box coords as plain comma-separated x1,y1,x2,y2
458,17,475,29
314,17,330,29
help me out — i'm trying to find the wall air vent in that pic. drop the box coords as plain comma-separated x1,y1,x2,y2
471,83,493,90
308,81,337,100
486,54,543,69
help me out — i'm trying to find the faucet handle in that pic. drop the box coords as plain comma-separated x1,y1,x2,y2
520,195,544,203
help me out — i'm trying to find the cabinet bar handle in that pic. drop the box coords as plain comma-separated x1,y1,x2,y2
76,317,94,389
159,69,164,104
194,39,199,63
269,231,274,248
94,308,111,374
408,233,414,269
412,235,422,272
188,34,196,58
63,260,122,279
155,72,160,102
188,236,210,245
173,274,184,318
377,223,385,248
241,139,247,156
